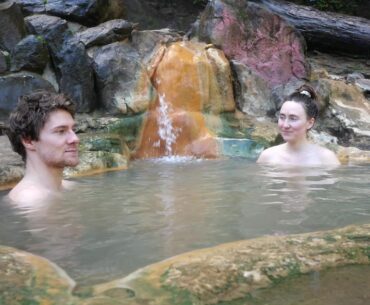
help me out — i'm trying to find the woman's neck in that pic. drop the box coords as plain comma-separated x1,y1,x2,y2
286,137,310,152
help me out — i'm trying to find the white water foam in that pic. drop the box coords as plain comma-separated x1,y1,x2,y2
157,94,180,156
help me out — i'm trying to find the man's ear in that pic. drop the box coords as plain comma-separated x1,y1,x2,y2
21,137,36,151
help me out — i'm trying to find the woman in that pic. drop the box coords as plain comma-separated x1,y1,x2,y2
257,85,340,166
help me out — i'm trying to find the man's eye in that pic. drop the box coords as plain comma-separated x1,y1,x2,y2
56,129,66,134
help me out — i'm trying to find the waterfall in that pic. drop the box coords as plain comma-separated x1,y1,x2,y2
156,94,179,156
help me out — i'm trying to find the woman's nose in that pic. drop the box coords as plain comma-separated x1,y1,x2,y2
279,119,290,128
281,119,290,128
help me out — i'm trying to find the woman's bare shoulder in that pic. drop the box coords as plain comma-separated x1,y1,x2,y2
316,145,340,165
257,144,285,163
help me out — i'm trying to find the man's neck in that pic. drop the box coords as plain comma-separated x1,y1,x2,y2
24,158,64,192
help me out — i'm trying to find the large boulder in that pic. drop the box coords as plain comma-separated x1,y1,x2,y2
75,19,137,49
0,71,55,114
10,34,49,73
92,224,370,305
16,0,125,26
0,245,77,305
231,60,276,117
135,41,235,159
88,40,155,114
131,28,183,64
0,0,26,52
193,0,309,87
122,0,205,32
318,78,370,149
26,14,97,112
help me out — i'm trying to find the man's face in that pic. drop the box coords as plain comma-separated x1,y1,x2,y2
33,109,79,168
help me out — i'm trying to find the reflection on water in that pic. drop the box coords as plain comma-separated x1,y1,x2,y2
247,265,370,305
0,159,369,285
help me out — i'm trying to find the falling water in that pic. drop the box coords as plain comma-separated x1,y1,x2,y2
156,94,179,156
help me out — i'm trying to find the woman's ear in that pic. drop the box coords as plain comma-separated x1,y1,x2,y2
307,117,315,130
21,137,36,151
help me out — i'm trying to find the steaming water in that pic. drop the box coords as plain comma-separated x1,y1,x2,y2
0,158,369,288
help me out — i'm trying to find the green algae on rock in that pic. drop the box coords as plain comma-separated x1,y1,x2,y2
92,224,370,305
0,246,77,305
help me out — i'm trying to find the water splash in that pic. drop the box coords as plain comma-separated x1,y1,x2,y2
156,94,179,156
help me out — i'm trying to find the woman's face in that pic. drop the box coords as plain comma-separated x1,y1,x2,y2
278,101,314,143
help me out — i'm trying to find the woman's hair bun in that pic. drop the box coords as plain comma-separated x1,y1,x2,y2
297,84,317,100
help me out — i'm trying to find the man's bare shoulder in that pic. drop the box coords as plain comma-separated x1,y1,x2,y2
8,181,51,204
62,179,78,190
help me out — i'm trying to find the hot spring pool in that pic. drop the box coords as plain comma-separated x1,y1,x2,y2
0,158,369,286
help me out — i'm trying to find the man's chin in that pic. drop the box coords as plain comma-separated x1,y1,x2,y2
65,159,79,167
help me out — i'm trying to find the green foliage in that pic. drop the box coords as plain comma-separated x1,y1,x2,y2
36,35,46,44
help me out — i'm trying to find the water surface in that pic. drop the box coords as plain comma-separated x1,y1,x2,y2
246,265,370,305
0,158,369,285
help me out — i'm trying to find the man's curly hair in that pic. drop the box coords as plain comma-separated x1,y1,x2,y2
7,90,76,161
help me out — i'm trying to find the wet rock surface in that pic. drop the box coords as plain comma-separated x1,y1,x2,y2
0,224,369,305
0,246,77,305
90,224,370,305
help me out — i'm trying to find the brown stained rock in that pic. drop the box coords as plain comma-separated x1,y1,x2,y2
134,41,235,159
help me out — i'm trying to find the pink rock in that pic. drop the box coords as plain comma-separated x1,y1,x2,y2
196,0,309,87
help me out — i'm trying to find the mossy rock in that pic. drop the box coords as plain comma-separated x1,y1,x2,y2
92,224,370,305
0,246,78,305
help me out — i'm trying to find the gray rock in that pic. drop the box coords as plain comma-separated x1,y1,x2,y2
355,78,370,92
17,0,125,26
10,34,49,73
231,60,275,117
0,135,23,186
122,0,204,32
0,71,55,114
346,72,365,83
89,41,155,114
0,0,26,52
26,14,97,112
0,50,9,74
75,19,137,49
131,28,182,63
25,14,69,52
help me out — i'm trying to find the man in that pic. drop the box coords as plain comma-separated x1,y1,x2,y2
6,90,80,203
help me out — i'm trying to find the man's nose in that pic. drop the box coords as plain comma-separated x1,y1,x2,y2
68,130,80,143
